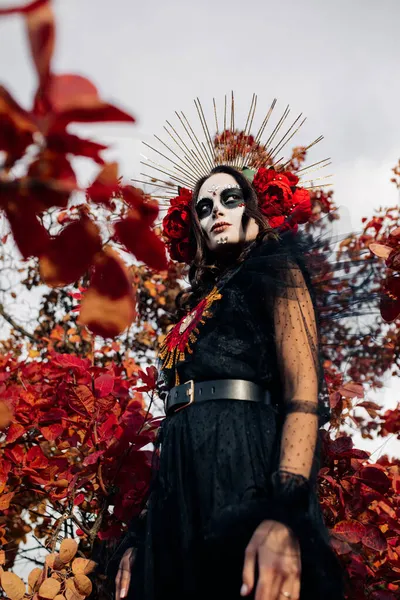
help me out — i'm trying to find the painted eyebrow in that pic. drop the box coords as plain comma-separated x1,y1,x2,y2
196,186,242,203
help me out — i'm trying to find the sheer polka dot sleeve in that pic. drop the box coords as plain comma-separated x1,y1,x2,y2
273,263,319,484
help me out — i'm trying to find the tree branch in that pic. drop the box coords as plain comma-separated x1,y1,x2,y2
0,302,39,342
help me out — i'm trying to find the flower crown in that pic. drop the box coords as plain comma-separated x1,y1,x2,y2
135,94,331,263
162,166,313,263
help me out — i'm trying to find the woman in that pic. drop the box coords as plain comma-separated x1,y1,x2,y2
113,162,347,600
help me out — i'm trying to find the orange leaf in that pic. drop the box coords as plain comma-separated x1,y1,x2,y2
0,571,26,600
0,491,15,510
38,578,61,599
59,539,78,563
0,401,12,429
73,574,92,596
369,243,392,259
28,568,43,592
71,558,96,576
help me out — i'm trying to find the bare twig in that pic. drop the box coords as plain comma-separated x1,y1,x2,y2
0,302,39,342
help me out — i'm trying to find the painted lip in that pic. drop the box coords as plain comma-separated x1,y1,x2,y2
211,221,231,233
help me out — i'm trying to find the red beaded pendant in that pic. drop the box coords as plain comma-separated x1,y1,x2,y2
158,286,222,384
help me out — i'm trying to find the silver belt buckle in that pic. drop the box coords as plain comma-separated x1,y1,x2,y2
174,379,195,413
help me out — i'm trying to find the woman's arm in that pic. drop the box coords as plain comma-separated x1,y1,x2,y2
273,263,319,495
241,264,320,599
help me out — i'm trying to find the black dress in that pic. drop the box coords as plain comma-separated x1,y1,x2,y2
125,230,351,600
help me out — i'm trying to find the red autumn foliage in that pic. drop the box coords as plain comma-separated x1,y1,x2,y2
0,350,160,547
0,0,167,338
0,3,400,599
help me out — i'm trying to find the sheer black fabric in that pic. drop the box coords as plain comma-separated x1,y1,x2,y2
112,224,380,600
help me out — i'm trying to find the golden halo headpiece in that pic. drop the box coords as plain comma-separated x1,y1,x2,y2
133,92,332,203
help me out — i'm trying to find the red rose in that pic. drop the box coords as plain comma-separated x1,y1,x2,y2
282,171,299,187
162,205,191,240
268,215,298,233
291,188,312,224
170,188,192,207
253,168,294,218
252,167,278,192
267,215,285,229
169,237,192,263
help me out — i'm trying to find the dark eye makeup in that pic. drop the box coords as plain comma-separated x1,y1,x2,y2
196,188,244,220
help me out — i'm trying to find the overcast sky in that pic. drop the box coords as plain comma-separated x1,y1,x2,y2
1,0,400,457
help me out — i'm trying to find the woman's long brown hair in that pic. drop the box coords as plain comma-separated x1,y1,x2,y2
175,165,278,315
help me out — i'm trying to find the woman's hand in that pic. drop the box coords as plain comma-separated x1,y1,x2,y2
241,520,301,600
115,547,135,600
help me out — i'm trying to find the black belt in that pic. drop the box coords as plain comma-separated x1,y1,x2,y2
166,378,272,415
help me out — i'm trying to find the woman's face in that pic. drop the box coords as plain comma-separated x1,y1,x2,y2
196,173,259,252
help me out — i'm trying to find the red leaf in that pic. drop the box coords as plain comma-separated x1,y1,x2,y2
0,460,11,487
39,408,68,423
27,152,77,212
40,423,64,441
114,217,168,271
46,132,107,164
369,592,398,600
122,186,159,225
78,248,137,338
74,493,85,506
381,276,400,322
0,86,36,159
333,519,366,543
25,0,55,85
39,216,102,286
26,446,48,469
337,381,364,399
56,103,135,128
0,0,48,16
86,163,120,206
362,526,388,552
70,385,95,416
37,73,99,115
5,202,50,259
97,414,118,442
82,450,104,467
52,352,91,372
5,423,25,443
330,537,352,555
355,466,391,493
94,374,114,398
5,444,25,465
137,366,158,391
328,435,353,455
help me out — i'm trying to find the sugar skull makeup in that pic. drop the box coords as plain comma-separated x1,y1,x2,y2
196,173,259,251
